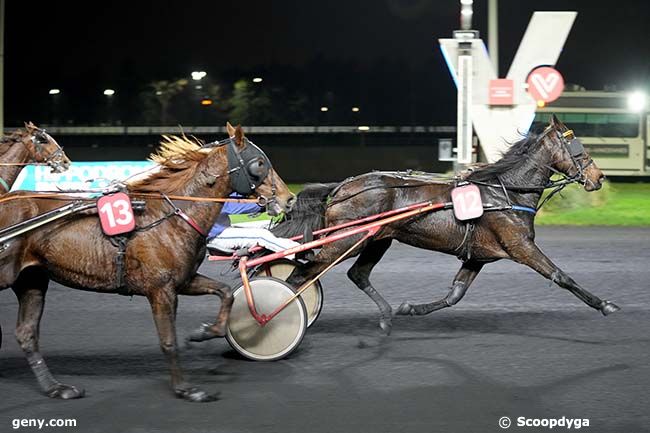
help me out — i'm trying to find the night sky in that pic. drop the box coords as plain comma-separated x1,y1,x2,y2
4,0,650,126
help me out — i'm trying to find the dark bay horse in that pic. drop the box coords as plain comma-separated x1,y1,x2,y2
275,115,619,334
0,122,71,192
0,123,294,402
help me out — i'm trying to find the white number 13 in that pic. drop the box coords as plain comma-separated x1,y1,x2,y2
99,199,134,228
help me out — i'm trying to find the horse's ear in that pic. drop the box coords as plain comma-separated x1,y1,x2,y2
549,114,560,128
24,121,36,131
234,125,245,147
226,122,236,137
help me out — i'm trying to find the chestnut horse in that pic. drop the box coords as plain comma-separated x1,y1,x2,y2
274,116,619,334
0,123,294,402
0,122,71,192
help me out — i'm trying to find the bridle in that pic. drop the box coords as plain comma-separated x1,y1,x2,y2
0,130,68,171
0,129,69,192
204,136,277,209
25,130,68,171
554,128,594,186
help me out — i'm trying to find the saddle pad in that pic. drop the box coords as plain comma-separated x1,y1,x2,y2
451,184,484,221
97,192,136,236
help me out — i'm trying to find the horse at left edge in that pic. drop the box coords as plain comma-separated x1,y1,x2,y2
0,122,71,193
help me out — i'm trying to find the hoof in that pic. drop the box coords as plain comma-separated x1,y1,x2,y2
187,322,225,343
46,383,85,400
174,384,219,403
379,318,392,336
600,301,621,316
396,302,415,316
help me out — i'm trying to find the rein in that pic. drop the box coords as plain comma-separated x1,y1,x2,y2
0,192,259,205
0,162,50,166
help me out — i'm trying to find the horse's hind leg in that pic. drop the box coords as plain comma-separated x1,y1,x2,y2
396,260,483,316
147,287,217,402
179,274,233,342
13,268,84,399
507,242,619,315
347,238,394,335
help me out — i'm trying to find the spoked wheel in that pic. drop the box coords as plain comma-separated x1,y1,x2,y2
254,259,324,327
226,277,308,362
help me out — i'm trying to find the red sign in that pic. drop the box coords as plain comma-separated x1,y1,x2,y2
488,79,514,105
527,66,564,103
97,192,136,236
451,184,483,221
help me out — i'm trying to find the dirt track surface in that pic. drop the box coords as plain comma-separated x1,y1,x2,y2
1,227,649,433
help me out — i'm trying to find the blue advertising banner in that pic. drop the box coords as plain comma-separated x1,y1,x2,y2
11,161,156,191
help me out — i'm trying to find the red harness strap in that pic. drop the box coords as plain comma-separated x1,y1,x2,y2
174,207,208,237
161,194,208,237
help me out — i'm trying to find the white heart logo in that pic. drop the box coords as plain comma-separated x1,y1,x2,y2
531,72,560,99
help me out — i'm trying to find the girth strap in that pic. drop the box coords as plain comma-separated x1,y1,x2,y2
454,222,475,261
109,235,131,296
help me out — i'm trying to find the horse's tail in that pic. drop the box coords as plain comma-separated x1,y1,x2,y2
271,183,339,238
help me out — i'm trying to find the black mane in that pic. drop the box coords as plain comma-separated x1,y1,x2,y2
465,132,544,182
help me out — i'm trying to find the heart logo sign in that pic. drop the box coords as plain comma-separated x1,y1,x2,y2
527,66,564,103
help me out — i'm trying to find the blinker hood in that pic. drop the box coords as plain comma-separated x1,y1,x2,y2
561,129,585,157
566,137,585,157
226,138,272,195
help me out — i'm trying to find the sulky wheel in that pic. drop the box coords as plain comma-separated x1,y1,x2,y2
226,277,308,361
253,259,324,328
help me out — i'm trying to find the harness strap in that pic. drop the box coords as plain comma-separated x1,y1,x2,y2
161,194,208,237
454,222,475,261
175,208,208,237
496,176,512,206
510,205,537,214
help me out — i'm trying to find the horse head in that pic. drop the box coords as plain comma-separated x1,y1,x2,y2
545,115,605,191
224,122,295,216
22,122,72,173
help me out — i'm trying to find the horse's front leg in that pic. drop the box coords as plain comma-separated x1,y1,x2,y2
147,287,218,402
397,259,484,316
13,268,85,399
180,273,233,342
507,242,620,315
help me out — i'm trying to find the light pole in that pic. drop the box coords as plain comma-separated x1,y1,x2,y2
49,89,61,125
488,0,498,76
0,0,5,135
103,89,115,125
191,71,207,123
455,0,477,165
